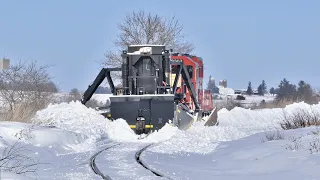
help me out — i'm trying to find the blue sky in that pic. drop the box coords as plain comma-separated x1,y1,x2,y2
1,0,319,92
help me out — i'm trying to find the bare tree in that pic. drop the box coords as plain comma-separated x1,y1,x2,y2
101,10,194,80
68,88,82,101
0,60,58,122
58,88,102,109
0,142,42,178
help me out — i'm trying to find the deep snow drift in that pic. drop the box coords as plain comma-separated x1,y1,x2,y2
28,100,320,154
142,127,320,180
31,101,180,144
148,102,320,154
31,101,140,145
29,101,320,153
1,101,320,179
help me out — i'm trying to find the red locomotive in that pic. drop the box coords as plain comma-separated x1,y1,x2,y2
170,54,215,116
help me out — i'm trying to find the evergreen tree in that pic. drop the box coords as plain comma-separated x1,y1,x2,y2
269,87,275,95
275,78,297,102
246,81,253,95
296,80,315,103
261,80,267,94
257,80,267,96
257,84,264,96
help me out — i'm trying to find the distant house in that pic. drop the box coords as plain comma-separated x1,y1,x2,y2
234,89,259,95
234,90,242,94
234,89,247,95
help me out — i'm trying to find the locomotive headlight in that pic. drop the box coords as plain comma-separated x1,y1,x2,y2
136,116,145,121
139,47,151,54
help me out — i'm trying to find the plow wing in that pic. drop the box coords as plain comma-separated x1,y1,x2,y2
174,104,196,130
203,107,218,126
173,104,218,131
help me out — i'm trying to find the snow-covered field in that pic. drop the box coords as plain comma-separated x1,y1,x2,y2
1,101,320,179
215,94,276,109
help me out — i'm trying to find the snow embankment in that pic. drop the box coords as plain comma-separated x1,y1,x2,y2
149,102,320,154
0,121,89,153
142,127,320,180
31,101,139,145
219,102,320,129
20,100,320,154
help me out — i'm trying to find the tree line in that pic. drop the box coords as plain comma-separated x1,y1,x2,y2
246,80,267,96
246,78,319,104
0,59,114,122
0,60,59,122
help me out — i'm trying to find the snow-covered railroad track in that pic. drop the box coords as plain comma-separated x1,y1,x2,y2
135,143,173,180
90,143,121,180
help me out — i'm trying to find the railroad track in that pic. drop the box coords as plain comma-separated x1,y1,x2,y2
90,135,172,180
90,143,120,180
135,143,173,180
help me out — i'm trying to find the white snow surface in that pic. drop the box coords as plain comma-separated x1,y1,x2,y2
142,127,320,180
31,101,139,146
1,101,320,179
90,93,112,105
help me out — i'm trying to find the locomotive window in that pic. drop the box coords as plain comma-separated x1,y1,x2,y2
143,58,155,75
186,65,193,79
171,65,178,73
134,57,155,76
145,58,151,71
199,66,203,77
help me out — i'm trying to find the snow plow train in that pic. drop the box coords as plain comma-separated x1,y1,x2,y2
81,45,218,135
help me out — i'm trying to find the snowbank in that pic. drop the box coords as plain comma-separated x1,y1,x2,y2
27,100,320,154
0,122,88,153
0,122,31,142
150,102,320,154
219,102,320,130
140,123,179,143
0,121,100,179
31,101,139,146
150,122,246,154
1,100,320,179
142,127,320,180
32,101,110,139
30,101,184,145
